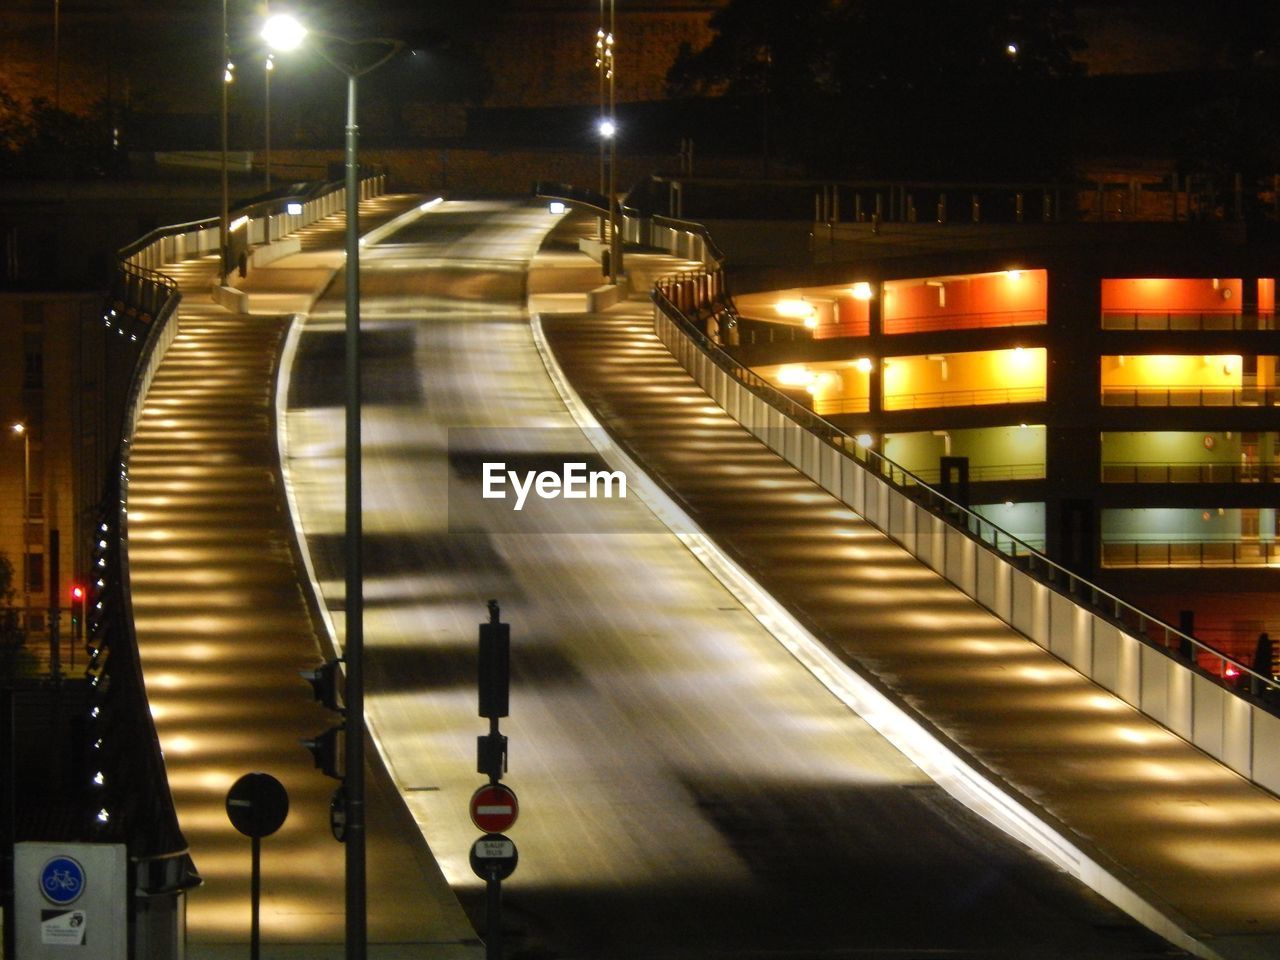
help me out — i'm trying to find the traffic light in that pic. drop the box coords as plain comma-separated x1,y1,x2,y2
302,659,344,781
301,726,344,780
70,584,85,645
478,605,509,719
302,659,345,713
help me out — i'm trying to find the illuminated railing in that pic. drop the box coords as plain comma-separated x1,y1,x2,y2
1101,385,1280,407
883,385,1045,410
883,308,1046,334
118,173,384,271
1102,540,1280,568
1102,461,1280,483
1101,311,1277,331
651,278,1280,735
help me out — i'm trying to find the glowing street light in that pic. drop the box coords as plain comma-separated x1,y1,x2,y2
263,14,401,960
262,12,307,52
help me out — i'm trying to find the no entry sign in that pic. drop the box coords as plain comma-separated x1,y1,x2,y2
470,783,519,833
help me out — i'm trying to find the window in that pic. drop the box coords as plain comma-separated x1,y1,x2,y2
23,330,44,390
25,551,44,592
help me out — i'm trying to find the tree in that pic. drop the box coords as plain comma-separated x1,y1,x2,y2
667,0,1087,179
0,82,119,178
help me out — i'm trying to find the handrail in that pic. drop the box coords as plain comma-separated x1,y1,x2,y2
650,278,1277,697
1100,385,1280,407
1102,461,1280,483
1101,310,1277,331
534,180,610,217
651,213,726,268
117,178,346,262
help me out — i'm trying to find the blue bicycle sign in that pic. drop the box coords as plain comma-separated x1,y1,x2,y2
40,857,85,905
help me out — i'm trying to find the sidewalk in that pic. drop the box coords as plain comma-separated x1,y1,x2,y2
127,195,480,957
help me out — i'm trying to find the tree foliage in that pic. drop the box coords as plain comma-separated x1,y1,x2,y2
0,82,121,178
667,0,1087,179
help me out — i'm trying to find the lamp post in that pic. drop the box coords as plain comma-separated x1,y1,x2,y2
10,423,29,639
595,0,620,284
264,53,274,193
220,0,232,278
53,0,61,112
263,15,400,960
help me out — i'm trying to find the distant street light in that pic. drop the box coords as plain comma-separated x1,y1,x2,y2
263,15,401,960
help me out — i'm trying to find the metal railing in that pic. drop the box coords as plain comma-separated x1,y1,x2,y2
1102,461,1280,483
118,172,385,271
883,308,1046,334
1101,310,1278,331
1101,385,1280,407
650,274,1277,699
1102,540,1280,568
908,462,1047,483
883,385,1046,410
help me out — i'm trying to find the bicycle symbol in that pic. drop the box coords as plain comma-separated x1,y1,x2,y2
44,869,80,894
40,857,85,905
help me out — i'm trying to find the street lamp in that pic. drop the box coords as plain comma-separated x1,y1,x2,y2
263,15,400,960
220,0,234,279
10,423,29,640
595,1,621,284
264,53,275,193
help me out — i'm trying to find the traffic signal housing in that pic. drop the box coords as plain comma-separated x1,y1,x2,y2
302,726,344,780
302,658,345,714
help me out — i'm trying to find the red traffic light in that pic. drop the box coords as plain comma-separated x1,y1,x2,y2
71,585,85,601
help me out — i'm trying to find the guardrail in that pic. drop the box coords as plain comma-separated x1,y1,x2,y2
1102,540,1280,569
1101,310,1278,331
1101,385,1280,407
119,172,385,272
884,308,1047,334
1102,461,1280,483
651,274,1280,801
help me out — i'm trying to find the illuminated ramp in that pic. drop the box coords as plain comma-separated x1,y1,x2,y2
282,202,1182,960
534,244,1280,960
125,195,480,955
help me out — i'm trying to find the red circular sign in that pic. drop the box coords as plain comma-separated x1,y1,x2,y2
470,783,519,833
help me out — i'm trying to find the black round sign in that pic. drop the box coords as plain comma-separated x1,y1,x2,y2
469,833,518,881
226,772,290,838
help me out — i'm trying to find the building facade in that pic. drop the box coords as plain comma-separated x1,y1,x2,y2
727,220,1280,663
1,291,106,667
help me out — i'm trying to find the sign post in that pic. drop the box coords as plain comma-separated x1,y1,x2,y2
226,773,290,960
473,601,518,960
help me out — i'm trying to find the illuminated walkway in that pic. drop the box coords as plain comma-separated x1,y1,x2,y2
125,196,480,957
537,239,1280,960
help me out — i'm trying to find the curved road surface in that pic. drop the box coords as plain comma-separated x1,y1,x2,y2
282,199,1176,959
